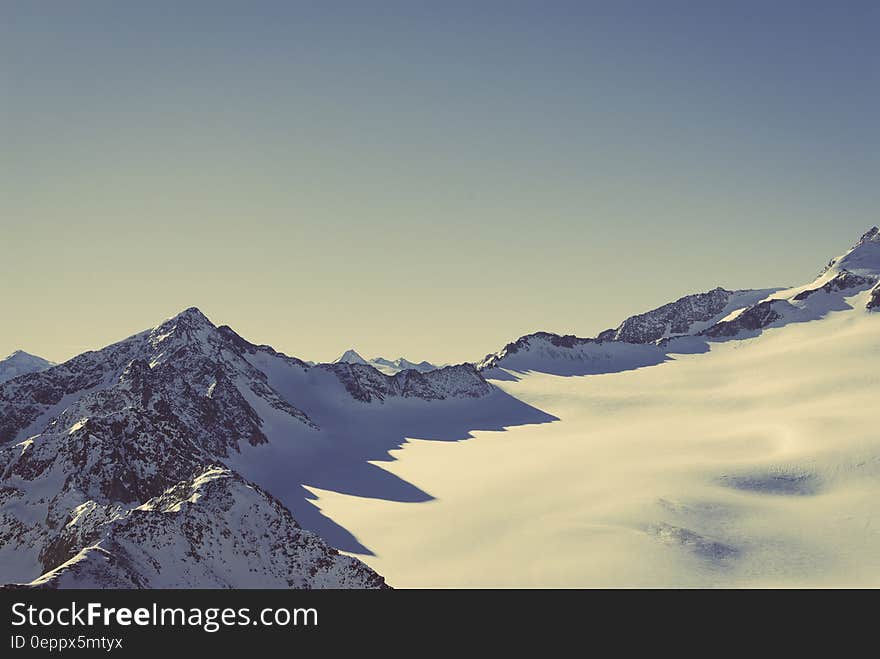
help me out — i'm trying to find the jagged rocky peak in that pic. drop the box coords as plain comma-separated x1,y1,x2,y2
147,307,224,362
820,226,880,277
155,306,216,334
148,306,218,351
168,305,214,325
0,303,317,451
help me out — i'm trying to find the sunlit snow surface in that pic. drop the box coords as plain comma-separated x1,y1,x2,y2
310,287,880,587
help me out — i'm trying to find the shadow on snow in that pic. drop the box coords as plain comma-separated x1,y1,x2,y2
230,385,557,555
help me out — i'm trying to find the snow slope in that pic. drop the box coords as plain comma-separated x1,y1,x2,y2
303,228,880,587
310,283,880,586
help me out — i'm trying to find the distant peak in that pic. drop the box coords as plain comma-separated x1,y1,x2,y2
2,349,50,363
334,349,368,365
0,350,54,382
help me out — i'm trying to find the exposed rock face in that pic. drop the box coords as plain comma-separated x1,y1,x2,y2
604,287,736,344
793,270,875,301
699,301,783,338
868,283,880,310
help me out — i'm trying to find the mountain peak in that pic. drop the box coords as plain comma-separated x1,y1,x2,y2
857,226,880,244
0,350,55,384
333,349,369,365
154,307,216,332
147,307,219,355
820,226,880,277
2,349,49,364
169,306,213,324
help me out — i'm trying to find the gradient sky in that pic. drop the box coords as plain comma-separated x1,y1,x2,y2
2,1,877,365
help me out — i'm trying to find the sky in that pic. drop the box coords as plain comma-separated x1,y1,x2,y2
1,1,877,365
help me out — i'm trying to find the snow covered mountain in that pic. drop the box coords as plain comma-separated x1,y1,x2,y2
478,227,880,377
334,349,440,375
333,349,371,366
0,308,498,588
0,350,54,384
475,287,776,376
29,467,385,589
698,227,880,339
3,226,878,589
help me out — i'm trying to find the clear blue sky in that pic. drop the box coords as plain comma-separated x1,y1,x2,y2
1,1,877,363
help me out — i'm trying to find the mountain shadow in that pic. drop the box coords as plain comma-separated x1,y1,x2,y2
225,367,559,554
